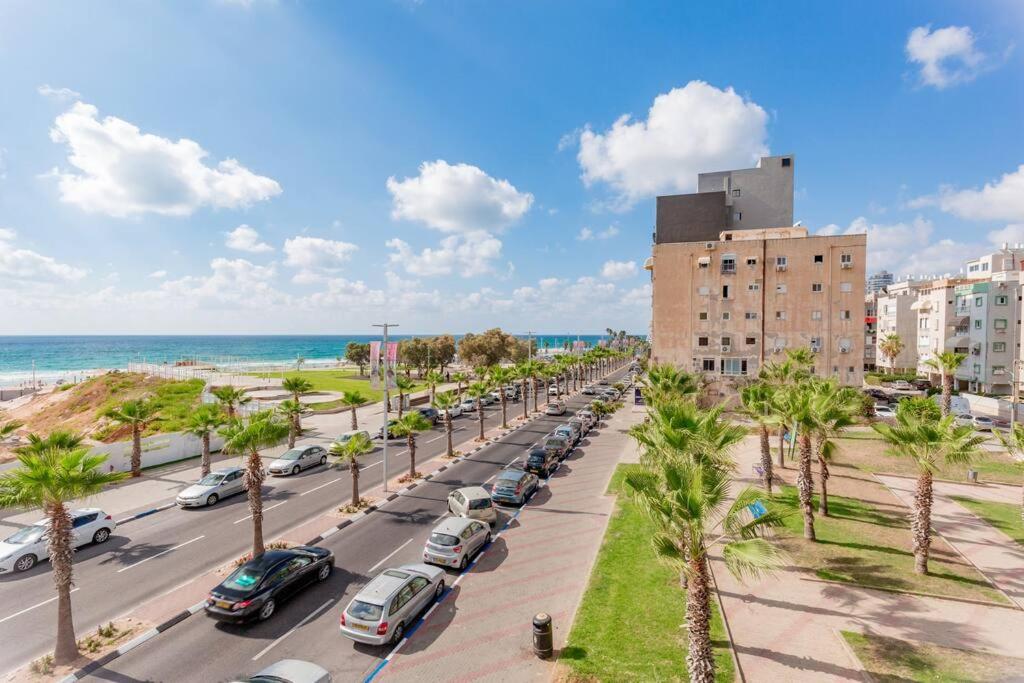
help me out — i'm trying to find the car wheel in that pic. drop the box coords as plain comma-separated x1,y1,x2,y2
258,599,276,621
14,554,36,572
206,494,219,507
320,455,327,466
92,528,111,544
434,580,445,600
317,562,332,581
390,622,405,645
458,554,468,570
291,465,300,475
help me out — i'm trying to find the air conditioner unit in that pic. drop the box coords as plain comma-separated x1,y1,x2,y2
839,347,851,354
841,262,853,269
721,345,731,353
705,242,716,250
810,344,821,353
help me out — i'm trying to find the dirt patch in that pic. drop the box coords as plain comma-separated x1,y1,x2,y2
6,617,149,682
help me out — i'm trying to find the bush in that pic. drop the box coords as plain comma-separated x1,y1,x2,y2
866,371,920,383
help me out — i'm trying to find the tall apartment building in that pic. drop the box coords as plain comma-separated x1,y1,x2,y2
915,277,971,382
875,280,924,372
864,292,879,371
954,275,1022,394
867,270,894,293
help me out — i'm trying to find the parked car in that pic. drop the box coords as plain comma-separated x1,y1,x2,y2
268,445,328,476
177,467,246,507
548,385,560,397
440,403,463,419
863,388,888,402
554,423,580,446
414,407,440,425
339,564,446,646
597,379,609,385
490,467,540,506
459,398,477,412
890,380,913,391
236,660,331,683
377,419,401,439
0,508,115,573
973,415,995,431
874,404,896,419
503,386,519,400
479,395,496,406
205,546,334,622
336,430,371,446
954,413,974,428
422,517,491,570
576,409,596,429
581,386,597,395
912,379,932,391
568,416,588,438
543,433,571,460
525,447,559,477
488,390,503,403
446,486,497,525
545,401,567,415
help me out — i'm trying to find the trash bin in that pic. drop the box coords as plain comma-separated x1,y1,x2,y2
967,469,978,483
532,612,553,659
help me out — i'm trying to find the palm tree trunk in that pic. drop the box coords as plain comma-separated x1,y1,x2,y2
912,470,934,574
246,451,266,557
201,432,211,477
759,425,773,494
407,434,417,478
532,379,539,413
131,424,142,477
941,373,952,417
500,396,507,429
397,391,404,419
777,429,786,468
797,433,816,541
351,463,360,507
445,412,453,457
521,380,528,420
477,399,485,440
350,406,358,431
47,502,78,665
287,422,296,449
685,553,715,683
817,441,830,517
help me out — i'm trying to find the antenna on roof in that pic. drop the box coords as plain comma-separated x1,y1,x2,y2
793,220,803,227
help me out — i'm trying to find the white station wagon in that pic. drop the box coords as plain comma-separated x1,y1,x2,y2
0,508,115,573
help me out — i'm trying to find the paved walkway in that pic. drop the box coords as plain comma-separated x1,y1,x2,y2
377,403,644,682
877,474,1024,610
712,437,1024,682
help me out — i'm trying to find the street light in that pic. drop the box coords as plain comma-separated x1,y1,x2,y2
372,322,398,492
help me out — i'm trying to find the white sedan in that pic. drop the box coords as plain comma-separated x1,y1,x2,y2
459,398,477,412
441,404,463,419
0,508,115,573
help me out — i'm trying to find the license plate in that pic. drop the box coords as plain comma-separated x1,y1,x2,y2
350,623,370,632
429,555,447,564
215,600,232,609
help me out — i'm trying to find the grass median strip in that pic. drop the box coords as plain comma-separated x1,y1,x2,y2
841,630,1024,682
561,465,735,682
950,495,1024,547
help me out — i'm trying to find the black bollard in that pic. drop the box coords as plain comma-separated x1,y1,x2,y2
533,612,553,658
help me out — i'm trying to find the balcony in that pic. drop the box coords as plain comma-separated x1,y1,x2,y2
720,263,736,275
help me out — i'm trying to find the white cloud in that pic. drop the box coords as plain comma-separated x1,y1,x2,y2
225,224,274,253
577,81,769,208
577,225,620,241
387,231,502,277
0,229,87,281
0,147,7,180
386,160,533,234
47,102,281,217
283,236,358,271
557,128,581,152
911,165,1024,223
987,224,1024,246
37,84,81,101
159,258,285,309
148,270,167,279
906,25,986,89
601,259,638,280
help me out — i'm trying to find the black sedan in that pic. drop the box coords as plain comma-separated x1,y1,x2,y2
206,546,334,623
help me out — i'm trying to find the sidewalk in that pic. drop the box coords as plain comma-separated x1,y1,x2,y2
712,437,1024,682
376,403,644,682
876,474,1024,610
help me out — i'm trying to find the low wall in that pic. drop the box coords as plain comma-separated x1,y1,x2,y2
959,393,1013,419
90,431,225,473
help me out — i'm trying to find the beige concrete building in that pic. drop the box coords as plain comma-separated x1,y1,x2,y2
649,226,867,391
915,277,971,381
875,279,924,372
865,292,879,371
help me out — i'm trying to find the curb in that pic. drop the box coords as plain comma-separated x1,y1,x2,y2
114,502,177,526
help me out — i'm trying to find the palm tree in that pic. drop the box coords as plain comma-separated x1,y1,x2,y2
514,363,531,420
106,399,158,477
760,360,806,468
390,412,432,479
220,411,290,557
0,420,22,439
489,366,513,429
330,432,374,509
424,370,444,404
340,390,366,431
874,412,984,573
641,363,702,404
0,445,126,665
212,385,251,419
775,384,820,540
517,360,541,415
14,430,84,455
277,399,309,449
184,405,226,476
394,376,415,419
740,383,777,494
809,382,859,516
466,382,491,441
433,391,460,458
879,334,905,374
630,400,744,471
624,458,785,683
451,372,469,399
995,424,1024,523
281,377,313,435
923,351,967,416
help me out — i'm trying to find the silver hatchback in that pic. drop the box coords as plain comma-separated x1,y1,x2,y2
268,446,328,476
423,517,491,570
339,564,446,646
177,467,246,507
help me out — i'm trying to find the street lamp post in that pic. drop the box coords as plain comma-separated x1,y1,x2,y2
373,322,398,493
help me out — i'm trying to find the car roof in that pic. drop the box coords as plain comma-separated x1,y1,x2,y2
239,549,295,572
528,447,548,456
454,485,489,500
497,468,528,481
358,568,419,603
341,430,367,436
433,517,476,535
211,467,243,475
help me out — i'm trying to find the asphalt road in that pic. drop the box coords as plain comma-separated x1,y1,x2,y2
77,367,629,682
0,389,558,675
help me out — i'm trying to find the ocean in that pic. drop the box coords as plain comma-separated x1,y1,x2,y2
0,334,618,387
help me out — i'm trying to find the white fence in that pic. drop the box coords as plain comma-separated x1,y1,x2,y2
90,430,225,473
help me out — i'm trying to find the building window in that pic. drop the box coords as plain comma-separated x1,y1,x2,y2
698,311,708,320
698,337,709,347
993,342,1007,352
745,312,758,320
995,295,1008,305
969,264,979,273
746,336,756,345
698,259,709,269
994,365,1006,375
983,263,989,271
812,310,822,320
776,310,786,320
975,319,983,329
995,318,1008,330
813,254,824,264
974,364,982,374
776,256,788,267
720,358,748,376
848,367,855,373
811,283,823,292
976,296,983,307
732,189,741,197
702,358,715,372
840,310,851,320
840,253,853,265
781,157,791,167
721,256,736,273
722,312,731,321
748,282,760,291
722,285,730,298
698,286,710,296
734,212,742,221
746,257,757,266
840,282,853,293
776,284,787,294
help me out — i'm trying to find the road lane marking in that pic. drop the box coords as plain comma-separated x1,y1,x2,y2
300,477,341,496
234,500,287,524
359,461,383,471
252,598,335,661
432,511,448,523
116,535,206,573
0,588,80,624
368,538,414,573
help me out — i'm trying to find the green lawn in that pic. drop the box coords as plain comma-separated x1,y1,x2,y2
561,466,735,682
841,630,1024,682
769,485,1008,605
833,437,1024,486
248,370,426,406
951,495,1024,547
93,377,206,440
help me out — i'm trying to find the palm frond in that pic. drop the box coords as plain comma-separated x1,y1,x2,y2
722,538,789,583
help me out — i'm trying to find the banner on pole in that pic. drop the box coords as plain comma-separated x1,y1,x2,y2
369,341,381,388
386,342,399,363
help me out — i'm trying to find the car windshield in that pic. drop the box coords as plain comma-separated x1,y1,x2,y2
348,600,383,621
5,525,45,544
527,453,546,464
468,497,492,510
198,474,224,486
279,450,302,461
223,565,265,591
429,532,460,546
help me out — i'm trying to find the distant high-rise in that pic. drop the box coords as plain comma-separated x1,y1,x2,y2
867,270,894,293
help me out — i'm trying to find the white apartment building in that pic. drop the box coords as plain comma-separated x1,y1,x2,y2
915,277,971,382
954,275,1022,394
875,280,924,372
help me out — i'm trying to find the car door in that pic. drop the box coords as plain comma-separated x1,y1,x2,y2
407,576,432,613
226,470,245,495
265,559,303,601
286,554,316,591
468,522,487,553
391,584,414,624
72,513,99,547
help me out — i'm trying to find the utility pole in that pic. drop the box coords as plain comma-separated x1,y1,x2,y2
373,322,398,492
527,330,534,363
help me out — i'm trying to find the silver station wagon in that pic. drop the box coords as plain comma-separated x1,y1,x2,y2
339,564,446,646
268,445,328,476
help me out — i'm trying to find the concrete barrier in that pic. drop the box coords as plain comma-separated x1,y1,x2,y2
90,431,226,473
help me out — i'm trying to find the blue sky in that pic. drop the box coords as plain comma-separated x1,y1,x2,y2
1,0,1022,335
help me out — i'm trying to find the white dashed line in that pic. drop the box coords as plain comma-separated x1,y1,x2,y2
369,538,414,573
